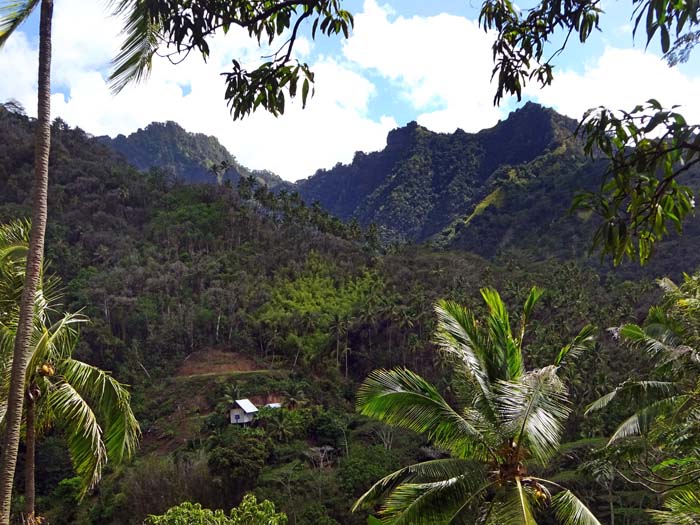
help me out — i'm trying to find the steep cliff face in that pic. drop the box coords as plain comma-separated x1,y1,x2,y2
295,102,580,242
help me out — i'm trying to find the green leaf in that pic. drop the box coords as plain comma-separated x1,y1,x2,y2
356,368,492,459
0,0,39,47
555,325,596,368
551,490,602,525
108,0,161,93
496,366,570,465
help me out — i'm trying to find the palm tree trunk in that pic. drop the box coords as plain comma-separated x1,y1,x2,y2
0,1,53,522
24,389,38,524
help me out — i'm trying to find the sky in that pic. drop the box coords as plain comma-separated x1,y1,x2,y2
1,0,699,181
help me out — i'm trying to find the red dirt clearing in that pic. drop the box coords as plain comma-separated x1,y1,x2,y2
176,349,260,376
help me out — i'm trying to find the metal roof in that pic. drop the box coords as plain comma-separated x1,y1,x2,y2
234,399,258,414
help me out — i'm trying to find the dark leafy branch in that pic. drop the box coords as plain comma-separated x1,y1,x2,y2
573,101,700,265
109,0,353,119
479,0,603,105
480,0,700,265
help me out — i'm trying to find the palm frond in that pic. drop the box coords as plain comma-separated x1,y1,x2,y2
648,488,700,525
0,219,31,315
378,473,491,525
108,0,161,93
481,288,522,380
519,286,543,348
485,484,537,525
353,458,483,512
496,366,570,465
607,395,691,445
619,323,682,363
357,368,493,460
59,359,140,463
0,240,27,274
515,477,538,525
434,300,492,401
0,0,39,47
46,382,107,495
555,325,596,368
584,380,677,415
26,312,86,378
551,490,602,525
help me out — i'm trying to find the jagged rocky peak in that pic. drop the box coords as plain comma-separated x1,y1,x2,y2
386,120,424,149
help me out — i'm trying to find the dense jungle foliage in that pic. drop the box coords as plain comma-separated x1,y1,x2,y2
0,102,698,524
299,102,700,278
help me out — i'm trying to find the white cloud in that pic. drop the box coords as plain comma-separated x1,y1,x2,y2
5,0,698,183
342,0,506,133
0,31,38,113
0,0,396,181
528,47,700,124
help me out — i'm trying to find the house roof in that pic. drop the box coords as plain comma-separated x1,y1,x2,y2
265,402,282,409
234,399,258,414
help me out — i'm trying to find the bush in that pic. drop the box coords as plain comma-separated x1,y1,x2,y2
145,495,287,525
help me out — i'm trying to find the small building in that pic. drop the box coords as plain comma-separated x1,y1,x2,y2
264,402,282,409
229,398,258,425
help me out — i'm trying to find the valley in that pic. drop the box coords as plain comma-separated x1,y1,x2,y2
0,100,696,524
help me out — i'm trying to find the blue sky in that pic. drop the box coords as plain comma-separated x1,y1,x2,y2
1,0,699,180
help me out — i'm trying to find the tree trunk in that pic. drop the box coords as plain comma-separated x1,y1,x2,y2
24,389,38,524
0,1,53,522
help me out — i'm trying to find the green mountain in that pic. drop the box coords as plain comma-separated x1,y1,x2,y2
295,102,578,241
100,120,289,189
296,102,700,277
89,104,698,278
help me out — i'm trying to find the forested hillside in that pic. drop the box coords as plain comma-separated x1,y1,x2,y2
91,103,700,280
0,102,696,524
99,121,289,189
297,102,700,278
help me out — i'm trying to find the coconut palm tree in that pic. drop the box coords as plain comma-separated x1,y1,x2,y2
0,3,54,520
17,311,140,523
0,220,140,523
354,287,600,524
585,277,700,523
585,305,699,445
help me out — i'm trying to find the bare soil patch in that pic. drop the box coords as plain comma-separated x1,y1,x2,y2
176,349,259,377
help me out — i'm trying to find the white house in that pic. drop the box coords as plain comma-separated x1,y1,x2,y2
229,398,258,425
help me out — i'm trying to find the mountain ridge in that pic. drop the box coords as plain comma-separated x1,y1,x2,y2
295,102,581,242
99,121,290,190
82,103,700,276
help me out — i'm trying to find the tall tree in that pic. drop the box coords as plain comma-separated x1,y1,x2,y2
0,3,54,521
19,314,139,523
586,275,700,522
354,288,599,524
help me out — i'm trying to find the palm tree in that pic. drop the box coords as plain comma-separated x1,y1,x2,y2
19,312,139,523
0,221,140,523
585,277,700,521
0,3,55,521
354,287,600,524
585,305,699,445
